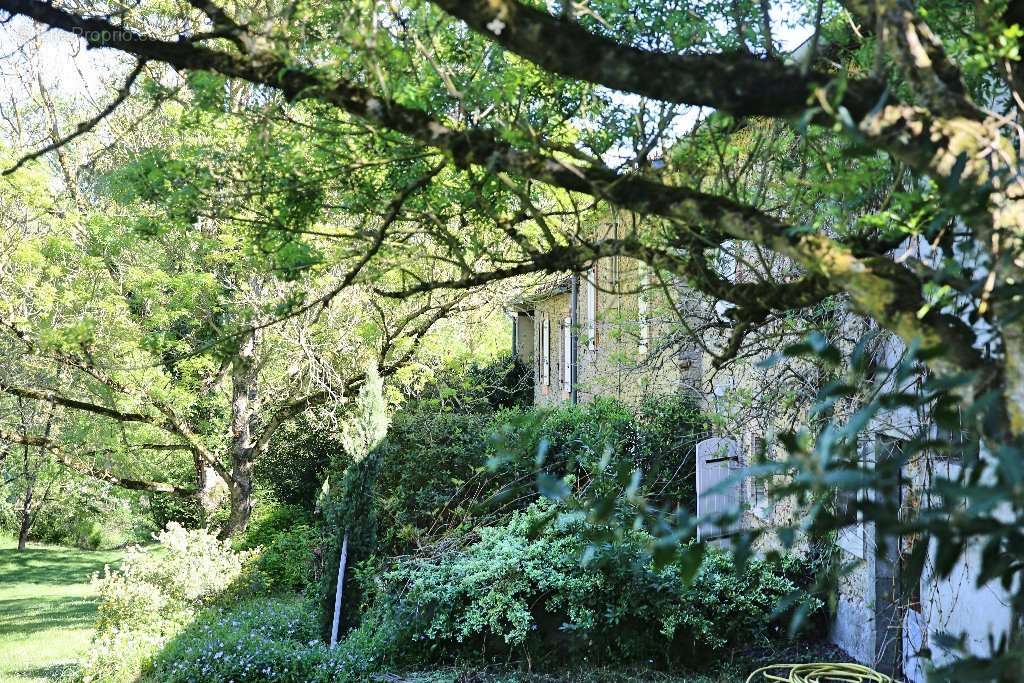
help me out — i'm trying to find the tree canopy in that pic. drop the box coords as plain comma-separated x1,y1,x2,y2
2,0,1024,677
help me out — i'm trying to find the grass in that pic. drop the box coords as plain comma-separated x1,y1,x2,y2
0,537,122,683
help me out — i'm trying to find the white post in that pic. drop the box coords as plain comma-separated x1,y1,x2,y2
329,530,349,648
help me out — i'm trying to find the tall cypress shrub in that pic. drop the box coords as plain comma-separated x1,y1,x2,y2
319,364,389,640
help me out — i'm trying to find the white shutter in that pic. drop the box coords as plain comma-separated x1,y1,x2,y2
696,437,740,541
542,317,550,386
587,267,597,350
563,317,571,391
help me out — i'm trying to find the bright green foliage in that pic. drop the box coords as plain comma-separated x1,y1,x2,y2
78,524,249,682
354,502,822,669
244,525,322,595
237,503,314,550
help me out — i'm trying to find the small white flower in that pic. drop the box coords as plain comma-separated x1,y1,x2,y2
486,17,506,35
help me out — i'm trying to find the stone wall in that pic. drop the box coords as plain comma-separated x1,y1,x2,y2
521,255,702,408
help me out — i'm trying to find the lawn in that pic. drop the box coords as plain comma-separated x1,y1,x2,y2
0,538,121,683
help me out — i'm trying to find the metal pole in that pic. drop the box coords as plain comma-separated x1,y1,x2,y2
329,530,349,647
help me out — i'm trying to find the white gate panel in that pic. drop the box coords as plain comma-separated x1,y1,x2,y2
696,437,740,541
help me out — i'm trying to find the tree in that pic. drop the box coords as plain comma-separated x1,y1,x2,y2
3,397,58,550
3,0,1024,674
319,362,389,641
0,93,462,536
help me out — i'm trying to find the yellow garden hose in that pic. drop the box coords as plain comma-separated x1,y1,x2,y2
745,662,900,683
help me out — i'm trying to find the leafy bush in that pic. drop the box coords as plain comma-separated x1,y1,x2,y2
146,596,396,682
147,490,208,532
375,409,498,555
20,483,150,549
76,523,249,682
244,524,322,595
633,395,707,511
358,503,822,669
257,414,346,510
374,396,706,558
237,502,312,550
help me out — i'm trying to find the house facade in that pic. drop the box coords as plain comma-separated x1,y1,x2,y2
510,244,1012,680
511,256,702,408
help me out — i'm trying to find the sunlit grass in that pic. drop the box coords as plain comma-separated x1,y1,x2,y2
0,537,122,683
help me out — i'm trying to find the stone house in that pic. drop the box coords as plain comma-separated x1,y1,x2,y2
511,256,702,408
510,238,1012,681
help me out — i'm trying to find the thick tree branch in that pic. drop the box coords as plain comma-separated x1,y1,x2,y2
0,384,232,485
0,384,152,422
0,428,198,496
425,0,884,117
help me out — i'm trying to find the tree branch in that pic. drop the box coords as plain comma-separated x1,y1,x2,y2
425,0,883,117
0,0,989,387
0,384,152,423
0,428,198,496
2,59,146,176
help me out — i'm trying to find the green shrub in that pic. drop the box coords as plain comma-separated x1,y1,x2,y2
374,396,706,559
375,409,499,555
23,483,150,549
236,502,312,551
245,524,322,595
634,395,707,511
147,490,208,531
146,597,396,682
404,353,532,413
76,523,250,682
257,414,345,510
358,503,822,670
319,363,389,639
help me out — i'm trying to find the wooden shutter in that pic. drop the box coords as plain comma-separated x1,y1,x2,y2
587,265,598,350
542,317,550,386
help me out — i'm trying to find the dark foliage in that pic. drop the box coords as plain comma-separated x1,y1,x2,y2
256,413,351,511
374,395,706,558
404,353,533,412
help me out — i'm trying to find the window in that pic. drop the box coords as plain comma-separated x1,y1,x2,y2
751,436,767,503
563,316,572,392
541,317,550,386
586,266,598,351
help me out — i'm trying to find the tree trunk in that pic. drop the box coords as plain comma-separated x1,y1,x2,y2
194,454,224,522
17,490,32,552
223,455,253,537
222,326,260,538
17,441,34,552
